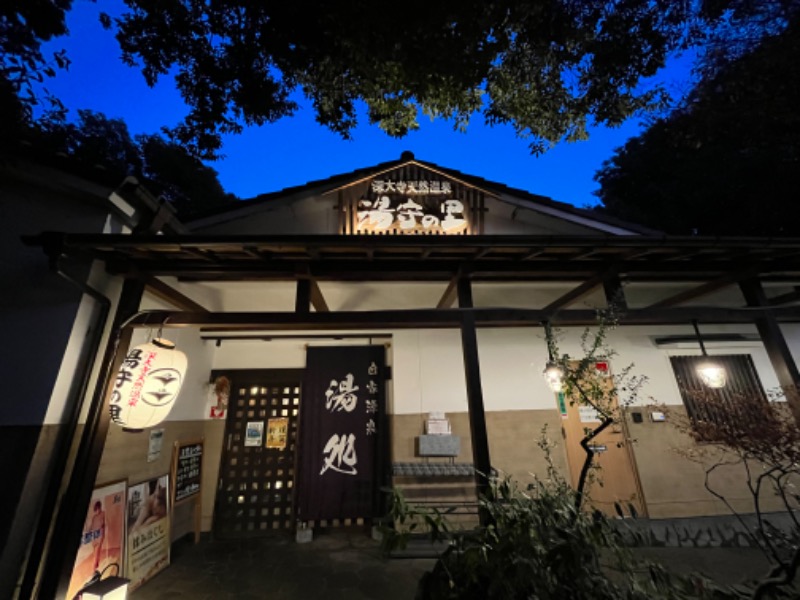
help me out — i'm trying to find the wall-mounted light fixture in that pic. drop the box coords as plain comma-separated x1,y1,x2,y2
542,321,564,392
692,320,726,389
78,575,130,600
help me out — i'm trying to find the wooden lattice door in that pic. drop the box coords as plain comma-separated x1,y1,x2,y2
213,369,303,537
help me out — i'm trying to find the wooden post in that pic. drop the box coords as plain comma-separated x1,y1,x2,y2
40,279,144,600
457,278,492,512
740,278,800,422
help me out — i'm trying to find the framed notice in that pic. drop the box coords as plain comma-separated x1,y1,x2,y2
172,439,203,504
266,417,288,450
127,474,170,592
66,479,127,600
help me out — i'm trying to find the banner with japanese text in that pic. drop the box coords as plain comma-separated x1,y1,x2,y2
298,346,386,521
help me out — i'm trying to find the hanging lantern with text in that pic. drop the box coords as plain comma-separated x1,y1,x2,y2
110,338,188,431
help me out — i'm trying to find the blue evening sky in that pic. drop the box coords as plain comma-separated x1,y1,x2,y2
40,1,696,206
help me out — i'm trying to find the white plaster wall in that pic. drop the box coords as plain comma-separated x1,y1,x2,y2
392,330,470,415
190,323,791,418
392,324,786,415
782,323,800,367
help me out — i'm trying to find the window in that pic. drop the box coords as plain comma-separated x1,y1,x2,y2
669,354,768,440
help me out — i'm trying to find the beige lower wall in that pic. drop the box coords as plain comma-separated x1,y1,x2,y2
391,408,788,520
97,419,225,539
391,409,571,490
627,406,790,518
92,407,787,540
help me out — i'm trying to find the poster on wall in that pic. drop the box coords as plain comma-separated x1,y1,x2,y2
66,479,127,600
266,417,288,450
297,345,386,521
148,428,164,462
208,375,230,418
245,421,264,447
127,474,170,592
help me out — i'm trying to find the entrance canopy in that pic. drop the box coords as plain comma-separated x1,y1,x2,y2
28,231,800,328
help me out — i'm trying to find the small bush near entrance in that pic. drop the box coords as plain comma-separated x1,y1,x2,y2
383,438,734,600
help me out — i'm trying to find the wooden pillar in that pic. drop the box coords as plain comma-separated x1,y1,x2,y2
457,278,492,508
740,278,800,422
39,279,144,600
295,278,311,313
603,274,627,311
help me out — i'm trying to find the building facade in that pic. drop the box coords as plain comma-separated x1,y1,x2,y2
9,152,800,598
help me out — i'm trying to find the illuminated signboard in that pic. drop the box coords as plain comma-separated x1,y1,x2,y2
353,178,471,235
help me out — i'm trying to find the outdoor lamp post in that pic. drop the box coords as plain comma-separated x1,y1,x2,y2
692,320,727,389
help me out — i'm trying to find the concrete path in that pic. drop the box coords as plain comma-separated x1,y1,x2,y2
131,532,793,599
132,532,434,600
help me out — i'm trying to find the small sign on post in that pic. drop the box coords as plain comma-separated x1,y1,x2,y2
171,438,203,543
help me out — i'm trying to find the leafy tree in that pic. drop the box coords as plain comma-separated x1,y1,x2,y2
137,134,237,215
546,310,648,514
22,110,236,216
668,387,800,599
1,0,71,121
103,1,701,159
594,9,800,236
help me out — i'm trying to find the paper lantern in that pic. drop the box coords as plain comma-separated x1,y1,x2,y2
109,338,187,431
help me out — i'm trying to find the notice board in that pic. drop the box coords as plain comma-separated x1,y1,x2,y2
171,438,203,543
173,439,203,504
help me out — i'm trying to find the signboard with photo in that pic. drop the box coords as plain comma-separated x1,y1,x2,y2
66,479,127,600
127,474,170,592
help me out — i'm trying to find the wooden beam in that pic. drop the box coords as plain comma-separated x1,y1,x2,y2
436,277,459,309
542,272,608,315
106,257,800,281
457,278,491,511
646,270,755,309
295,278,311,314
144,276,208,312
309,280,329,312
740,278,800,423
768,287,800,306
124,306,800,331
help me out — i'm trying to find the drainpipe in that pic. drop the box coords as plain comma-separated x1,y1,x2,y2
17,254,111,600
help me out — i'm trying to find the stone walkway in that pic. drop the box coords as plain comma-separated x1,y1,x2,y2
132,531,435,600
130,530,795,599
